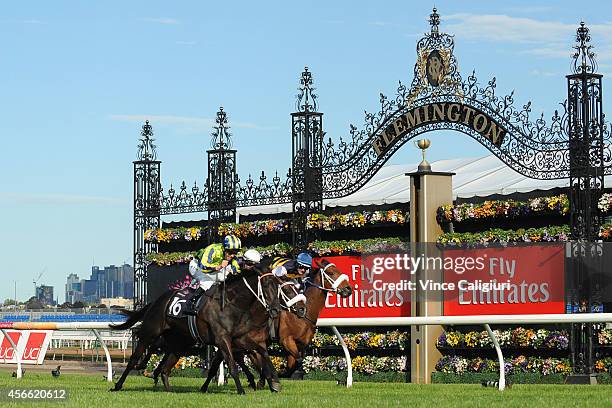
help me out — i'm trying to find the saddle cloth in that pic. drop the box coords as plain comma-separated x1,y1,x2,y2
166,287,207,344
166,288,205,318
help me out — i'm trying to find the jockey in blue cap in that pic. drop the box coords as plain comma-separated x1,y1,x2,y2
185,234,242,315
271,252,313,279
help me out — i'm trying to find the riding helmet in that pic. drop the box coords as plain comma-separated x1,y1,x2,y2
223,235,242,250
243,249,262,263
297,252,313,268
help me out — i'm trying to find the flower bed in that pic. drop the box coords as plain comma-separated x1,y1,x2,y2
218,219,291,238
309,237,407,256
435,355,571,376
598,193,612,213
312,330,409,350
437,225,570,246
595,357,612,372
599,223,612,240
437,328,569,350
436,195,569,225
145,237,408,265
144,209,408,243
302,355,407,375
307,210,407,231
599,329,612,346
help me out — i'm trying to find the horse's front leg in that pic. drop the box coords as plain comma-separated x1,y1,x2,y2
234,350,257,391
216,336,245,394
111,341,147,391
201,350,224,392
280,336,302,377
160,353,179,392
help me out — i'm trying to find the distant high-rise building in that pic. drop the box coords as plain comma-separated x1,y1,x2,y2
36,285,55,306
63,263,134,305
65,273,82,304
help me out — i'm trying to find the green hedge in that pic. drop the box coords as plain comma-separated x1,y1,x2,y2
431,372,566,384
432,372,612,384
160,368,407,383
304,371,407,383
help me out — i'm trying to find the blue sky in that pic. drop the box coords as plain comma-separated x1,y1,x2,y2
1,0,611,303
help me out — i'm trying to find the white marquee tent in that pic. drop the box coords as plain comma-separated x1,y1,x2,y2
237,155,612,216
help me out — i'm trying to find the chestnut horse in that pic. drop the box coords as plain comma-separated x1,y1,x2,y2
202,258,353,388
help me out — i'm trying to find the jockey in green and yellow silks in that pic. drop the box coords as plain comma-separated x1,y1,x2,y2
185,234,242,315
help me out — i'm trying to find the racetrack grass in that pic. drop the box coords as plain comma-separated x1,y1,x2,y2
1,372,612,408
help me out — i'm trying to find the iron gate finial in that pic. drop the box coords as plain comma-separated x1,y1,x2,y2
429,7,440,35
211,106,232,150
137,120,157,161
572,22,597,74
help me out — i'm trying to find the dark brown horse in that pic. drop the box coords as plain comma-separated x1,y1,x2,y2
109,267,287,394
148,260,308,392
204,258,353,388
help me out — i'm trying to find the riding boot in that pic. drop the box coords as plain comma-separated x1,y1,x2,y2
185,287,205,315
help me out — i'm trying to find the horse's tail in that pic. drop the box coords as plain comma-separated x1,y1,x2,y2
109,304,150,330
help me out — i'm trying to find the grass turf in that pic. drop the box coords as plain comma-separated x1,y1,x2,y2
1,372,611,408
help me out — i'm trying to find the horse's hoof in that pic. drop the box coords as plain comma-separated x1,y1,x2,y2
249,383,257,391
200,386,208,393
270,381,282,393
237,389,246,395
109,387,120,392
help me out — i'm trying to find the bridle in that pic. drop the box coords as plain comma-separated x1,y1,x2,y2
242,272,306,315
303,262,350,293
242,272,278,314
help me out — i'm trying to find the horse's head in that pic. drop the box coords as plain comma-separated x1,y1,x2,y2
308,258,353,298
257,272,283,319
275,274,307,318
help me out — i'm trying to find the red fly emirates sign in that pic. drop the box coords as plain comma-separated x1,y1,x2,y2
442,244,565,315
0,330,52,364
317,255,411,319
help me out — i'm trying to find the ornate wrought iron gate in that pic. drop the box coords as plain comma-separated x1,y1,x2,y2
133,8,611,371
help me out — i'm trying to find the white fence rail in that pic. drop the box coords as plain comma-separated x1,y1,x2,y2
4,313,612,389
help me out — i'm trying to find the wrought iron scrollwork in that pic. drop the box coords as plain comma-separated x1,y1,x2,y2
159,180,208,215
137,120,157,161
318,10,612,200
235,169,293,207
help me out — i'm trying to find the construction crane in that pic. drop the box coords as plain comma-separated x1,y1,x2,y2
33,268,46,297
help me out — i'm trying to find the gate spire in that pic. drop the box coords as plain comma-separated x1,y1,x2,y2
207,107,238,242
572,22,597,74
292,67,324,252
566,21,605,379
429,7,440,35
133,120,161,309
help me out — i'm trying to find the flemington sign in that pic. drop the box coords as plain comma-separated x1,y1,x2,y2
372,102,508,156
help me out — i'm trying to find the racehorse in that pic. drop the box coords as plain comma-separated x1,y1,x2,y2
145,258,309,392
109,266,301,394
202,258,353,389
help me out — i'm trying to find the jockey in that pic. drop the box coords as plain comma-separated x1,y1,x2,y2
185,234,242,315
240,248,262,271
271,252,313,280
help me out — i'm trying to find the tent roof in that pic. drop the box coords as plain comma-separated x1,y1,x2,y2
236,155,609,216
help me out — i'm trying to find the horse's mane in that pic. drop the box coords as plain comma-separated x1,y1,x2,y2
224,267,258,285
